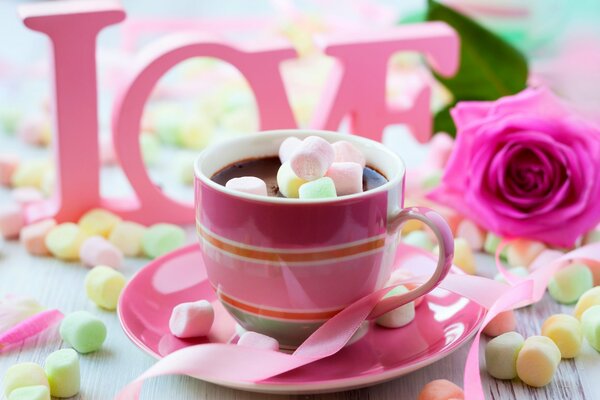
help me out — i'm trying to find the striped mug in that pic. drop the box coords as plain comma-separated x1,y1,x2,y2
194,130,454,349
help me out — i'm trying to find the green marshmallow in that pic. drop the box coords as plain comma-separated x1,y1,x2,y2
140,132,161,166
142,223,186,259
44,349,80,398
3,362,49,397
60,311,107,353
582,305,600,351
483,232,501,255
485,331,524,380
8,385,50,400
548,263,593,304
298,177,337,199
402,230,434,251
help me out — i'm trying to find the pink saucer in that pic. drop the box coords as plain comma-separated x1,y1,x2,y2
118,245,485,394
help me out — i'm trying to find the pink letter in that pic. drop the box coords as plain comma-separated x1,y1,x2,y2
311,22,459,143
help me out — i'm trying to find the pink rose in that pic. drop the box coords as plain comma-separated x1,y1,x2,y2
429,87,600,247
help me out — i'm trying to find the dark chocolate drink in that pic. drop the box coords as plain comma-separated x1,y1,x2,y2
211,156,387,197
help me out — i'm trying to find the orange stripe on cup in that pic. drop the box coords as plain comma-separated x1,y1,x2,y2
197,224,385,263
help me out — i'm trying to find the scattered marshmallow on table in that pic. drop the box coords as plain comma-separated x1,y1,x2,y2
298,177,337,199
278,136,301,163
142,223,186,259
376,285,416,328
290,136,334,181
325,162,363,196
169,300,214,338
506,238,545,267
456,219,485,251
402,230,434,252
541,314,582,358
237,331,279,351
45,223,87,261
11,187,44,205
78,208,121,238
60,311,107,353
332,140,366,167
574,286,600,320
0,203,25,239
226,176,268,196
11,159,49,189
417,379,464,400
485,331,524,380
20,219,56,256
2,362,49,398
0,153,19,186
581,305,600,351
79,236,123,269
452,238,476,275
44,348,80,398
276,162,306,198
483,232,502,255
8,385,50,400
548,263,593,304
516,335,561,387
108,221,147,257
85,265,126,310
483,310,516,337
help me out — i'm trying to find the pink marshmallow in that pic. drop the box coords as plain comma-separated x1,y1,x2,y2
483,310,516,337
17,117,48,146
325,162,363,196
278,136,301,163
169,300,214,338
290,136,335,181
0,154,19,186
456,219,485,251
425,132,454,169
225,176,268,196
79,236,123,269
20,219,57,256
0,203,25,239
332,140,366,168
11,187,44,206
237,331,279,351
100,136,117,165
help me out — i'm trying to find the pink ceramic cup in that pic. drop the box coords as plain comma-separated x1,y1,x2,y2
194,130,453,348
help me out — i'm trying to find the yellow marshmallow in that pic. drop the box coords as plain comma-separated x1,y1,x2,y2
452,237,476,275
516,336,561,387
84,265,126,310
108,221,147,257
574,286,600,320
11,159,50,189
541,314,582,358
2,362,49,397
78,209,121,238
45,223,87,261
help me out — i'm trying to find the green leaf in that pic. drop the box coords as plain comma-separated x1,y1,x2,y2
433,103,456,136
426,0,528,101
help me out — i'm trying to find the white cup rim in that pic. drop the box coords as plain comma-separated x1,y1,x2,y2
194,129,405,204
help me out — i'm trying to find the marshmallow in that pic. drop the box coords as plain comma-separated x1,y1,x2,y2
45,223,87,261
516,336,561,387
421,170,442,190
279,136,301,163
140,132,160,165
44,348,80,398
79,236,123,269
276,162,306,198
85,265,126,310
483,232,502,255
60,311,107,353
154,105,185,145
0,154,19,186
376,286,416,328
142,223,186,259
237,331,279,351
0,108,20,135
401,219,424,235
108,221,147,257
584,229,600,245
40,168,55,197
425,132,454,169
402,230,435,252
99,135,117,165
582,305,600,351
541,314,582,358
452,238,476,275
456,220,485,251
417,379,464,400
179,115,214,149
298,177,337,199
548,263,593,304
574,287,600,320
3,362,49,397
225,176,268,196
17,118,51,147
332,140,366,168
494,266,528,283
483,310,516,337
20,219,57,256
11,159,49,189
169,300,214,338
8,385,50,400
78,208,121,238
506,239,545,267
0,203,25,239
325,162,363,196
485,331,524,380
290,136,334,181
11,187,43,206
387,269,424,307
173,153,196,186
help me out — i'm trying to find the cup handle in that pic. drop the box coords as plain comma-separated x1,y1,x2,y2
368,206,454,319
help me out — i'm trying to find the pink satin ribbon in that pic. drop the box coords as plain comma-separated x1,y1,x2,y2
116,242,600,400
